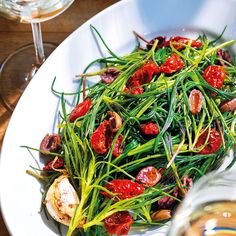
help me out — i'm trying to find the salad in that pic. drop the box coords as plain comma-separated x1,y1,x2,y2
30,27,236,236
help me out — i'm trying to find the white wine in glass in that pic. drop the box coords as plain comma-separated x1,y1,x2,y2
0,0,74,111
0,0,74,22
167,168,236,236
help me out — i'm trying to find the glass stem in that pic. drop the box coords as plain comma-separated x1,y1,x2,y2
31,22,45,67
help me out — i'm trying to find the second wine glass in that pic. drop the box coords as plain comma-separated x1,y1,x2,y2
167,166,236,236
0,0,74,111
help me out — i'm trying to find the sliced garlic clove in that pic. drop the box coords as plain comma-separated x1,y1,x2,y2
45,174,79,225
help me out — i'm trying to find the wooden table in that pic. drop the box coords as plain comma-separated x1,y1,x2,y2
0,1,118,235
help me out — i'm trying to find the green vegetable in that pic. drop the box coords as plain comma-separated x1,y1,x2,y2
28,28,236,236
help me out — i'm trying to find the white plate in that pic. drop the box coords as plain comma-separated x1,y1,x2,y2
1,0,236,235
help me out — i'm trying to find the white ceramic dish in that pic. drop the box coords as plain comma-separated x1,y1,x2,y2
1,0,236,235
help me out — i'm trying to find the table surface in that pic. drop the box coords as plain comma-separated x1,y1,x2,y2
0,1,118,235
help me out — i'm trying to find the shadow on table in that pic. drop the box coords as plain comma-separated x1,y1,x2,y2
0,97,12,149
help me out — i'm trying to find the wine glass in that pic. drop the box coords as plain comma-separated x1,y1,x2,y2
0,0,74,111
167,165,236,236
